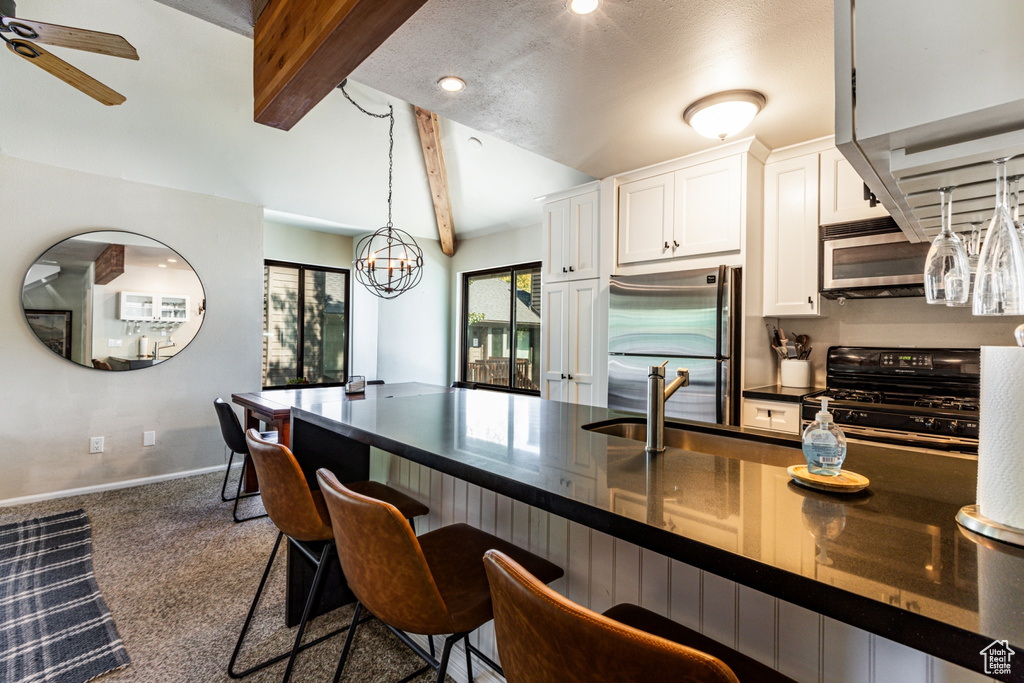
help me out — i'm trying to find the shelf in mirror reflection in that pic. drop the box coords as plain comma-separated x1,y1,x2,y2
22,230,205,370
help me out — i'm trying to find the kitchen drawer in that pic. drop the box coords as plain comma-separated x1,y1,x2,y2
743,398,802,435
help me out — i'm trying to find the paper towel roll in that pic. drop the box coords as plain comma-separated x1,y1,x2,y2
978,346,1024,530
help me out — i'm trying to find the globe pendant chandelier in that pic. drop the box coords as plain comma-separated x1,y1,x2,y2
342,82,424,300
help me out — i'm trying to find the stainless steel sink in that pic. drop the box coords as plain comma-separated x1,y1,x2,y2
584,419,802,467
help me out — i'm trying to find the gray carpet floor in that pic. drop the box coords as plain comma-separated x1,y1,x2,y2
0,471,454,683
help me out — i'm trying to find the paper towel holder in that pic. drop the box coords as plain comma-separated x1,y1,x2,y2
956,326,1024,549
956,505,1024,549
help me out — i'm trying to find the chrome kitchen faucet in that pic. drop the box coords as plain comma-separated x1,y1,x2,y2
647,362,689,453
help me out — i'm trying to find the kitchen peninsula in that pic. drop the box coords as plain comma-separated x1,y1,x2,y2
282,385,1023,681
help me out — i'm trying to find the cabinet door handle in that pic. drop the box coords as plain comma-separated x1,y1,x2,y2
561,374,566,379
567,374,574,380
562,267,568,273
808,296,814,308
673,240,680,248
664,241,670,251
568,266,575,272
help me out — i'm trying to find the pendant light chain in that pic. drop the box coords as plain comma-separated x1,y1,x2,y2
341,81,424,300
340,82,395,227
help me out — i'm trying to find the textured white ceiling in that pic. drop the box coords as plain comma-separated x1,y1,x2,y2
352,0,835,178
141,0,836,179
1,0,590,240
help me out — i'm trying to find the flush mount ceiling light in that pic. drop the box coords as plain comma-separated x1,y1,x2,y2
437,76,466,93
569,0,600,15
683,90,766,141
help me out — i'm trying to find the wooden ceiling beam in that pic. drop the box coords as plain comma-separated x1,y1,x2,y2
414,106,456,257
254,0,428,131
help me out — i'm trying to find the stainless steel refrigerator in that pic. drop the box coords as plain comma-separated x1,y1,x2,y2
608,266,740,425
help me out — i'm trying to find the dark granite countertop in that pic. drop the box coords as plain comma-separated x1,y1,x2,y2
742,384,823,403
287,386,1023,680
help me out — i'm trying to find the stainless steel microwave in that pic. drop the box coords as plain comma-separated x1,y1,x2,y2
820,219,930,299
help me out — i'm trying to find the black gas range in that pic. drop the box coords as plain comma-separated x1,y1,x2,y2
801,347,980,454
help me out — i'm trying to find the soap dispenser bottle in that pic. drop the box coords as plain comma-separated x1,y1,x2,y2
801,397,847,475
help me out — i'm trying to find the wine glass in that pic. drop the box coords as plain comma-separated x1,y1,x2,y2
948,221,985,307
924,186,969,305
974,158,1024,315
1011,175,1024,238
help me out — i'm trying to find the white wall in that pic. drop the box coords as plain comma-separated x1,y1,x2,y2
774,298,1024,386
0,155,263,501
263,221,354,269
373,237,452,385
448,223,544,382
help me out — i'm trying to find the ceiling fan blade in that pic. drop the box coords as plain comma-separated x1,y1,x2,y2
2,17,138,60
8,40,126,105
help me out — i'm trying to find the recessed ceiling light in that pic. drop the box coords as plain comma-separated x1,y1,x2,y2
467,137,483,151
158,264,167,268
683,90,766,141
569,0,599,15
437,76,466,93
167,258,177,263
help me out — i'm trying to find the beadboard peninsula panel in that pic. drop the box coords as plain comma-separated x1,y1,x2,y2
367,449,986,683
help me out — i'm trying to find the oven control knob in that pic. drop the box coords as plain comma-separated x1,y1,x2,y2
845,410,860,424
924,418,942,432
949,420,966,435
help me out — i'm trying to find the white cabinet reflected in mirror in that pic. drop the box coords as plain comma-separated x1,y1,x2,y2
22,231,205,371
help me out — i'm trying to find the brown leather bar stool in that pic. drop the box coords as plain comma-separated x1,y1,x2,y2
229,431,428,683
484,549,798,683
316,468,564,683
214,398,274,523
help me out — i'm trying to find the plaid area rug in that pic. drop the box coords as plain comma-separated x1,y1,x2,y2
0,510,129,683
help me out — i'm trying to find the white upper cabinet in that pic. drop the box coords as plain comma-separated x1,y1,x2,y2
543,199,570,283
617,173,674,265
618,154,744,266
819,148,889,225
764,153,820,317
674,155,742,256
543,189,600,282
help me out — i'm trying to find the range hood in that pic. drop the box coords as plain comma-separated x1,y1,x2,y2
834,0,1024,244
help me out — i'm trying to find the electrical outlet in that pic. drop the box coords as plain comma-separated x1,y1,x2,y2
107,339,123,348
89,437,104,454
143,431,156,447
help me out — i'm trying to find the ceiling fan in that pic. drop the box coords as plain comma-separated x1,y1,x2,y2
0,0,138,106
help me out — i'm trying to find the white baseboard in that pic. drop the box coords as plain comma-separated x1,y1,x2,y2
0,464,232,508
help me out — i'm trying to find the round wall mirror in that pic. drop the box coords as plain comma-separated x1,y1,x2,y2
22,231,205,371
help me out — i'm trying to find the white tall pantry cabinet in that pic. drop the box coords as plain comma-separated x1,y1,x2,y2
540,279,598,404
541,183,602,405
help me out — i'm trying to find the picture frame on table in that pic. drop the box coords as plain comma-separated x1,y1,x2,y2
25,309,72,359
